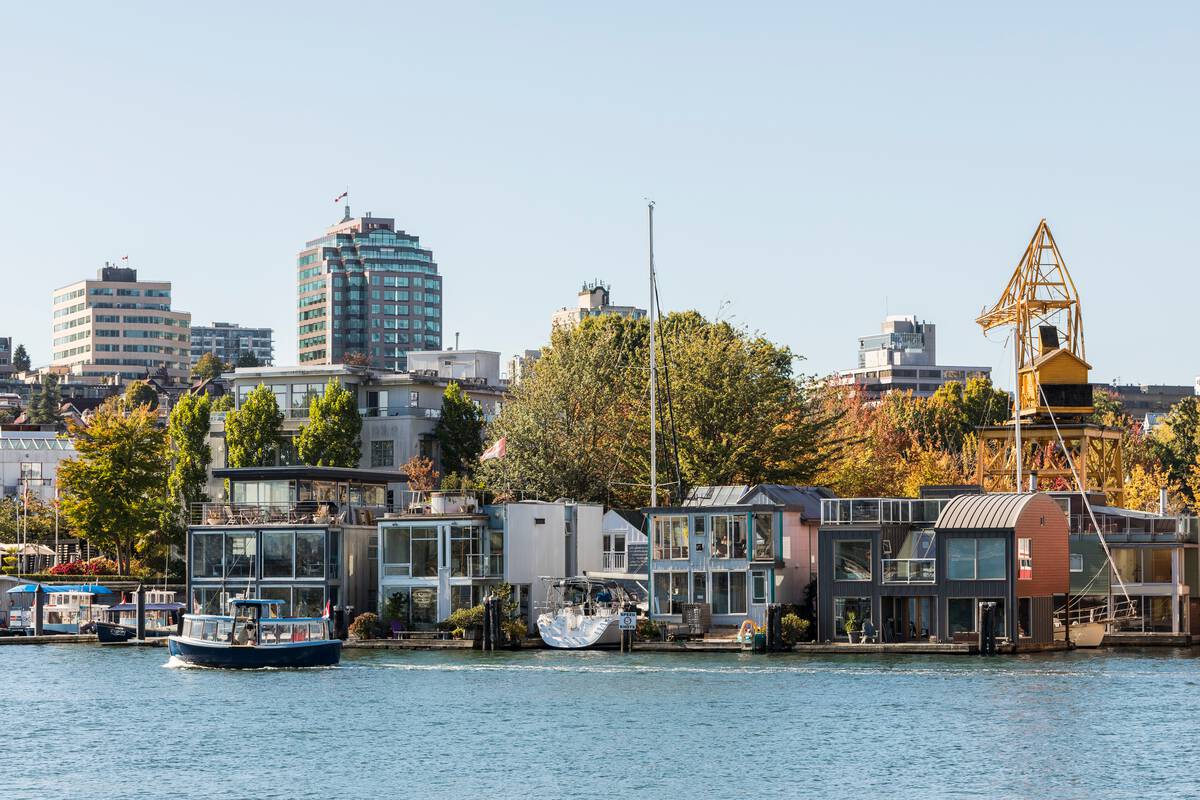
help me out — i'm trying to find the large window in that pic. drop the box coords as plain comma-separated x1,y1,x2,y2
948,598,1006,636
833,597,871,638
711,515,746,559
192,533,223,578
653,516,689,561
410,587,438,629
410,527,438,577
1111,548,1174,585
947,538,1006,580
383,528,411,575
752,513,774,561
711,572,747,615
261,530,295,578
294,586,325,617
224,532,256,578
296,531,325,578
652,572,689,615
450,524,480,577
833,540,872,581
258,586,291,616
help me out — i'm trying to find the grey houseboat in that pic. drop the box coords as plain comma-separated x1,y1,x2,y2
817,493,1070,646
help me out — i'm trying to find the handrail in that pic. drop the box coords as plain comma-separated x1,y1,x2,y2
880,558,936,584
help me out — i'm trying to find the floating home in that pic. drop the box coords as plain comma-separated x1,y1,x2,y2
645,485,829,628
187,466,402,624
817,493,1069,646
377,496,604,632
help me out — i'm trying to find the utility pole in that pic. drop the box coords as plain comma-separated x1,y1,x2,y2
648,201,657,509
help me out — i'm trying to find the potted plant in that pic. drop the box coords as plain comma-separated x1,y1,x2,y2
844,611,860,644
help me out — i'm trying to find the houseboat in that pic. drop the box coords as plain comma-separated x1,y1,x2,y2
537,577,630,649
167,598,341,668
96,590,186,643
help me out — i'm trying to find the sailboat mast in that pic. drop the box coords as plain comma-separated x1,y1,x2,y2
1014,324,1023,492
648,201,657,509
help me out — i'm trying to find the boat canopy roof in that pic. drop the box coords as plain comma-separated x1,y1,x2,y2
548,576,618,589
5,583,113,595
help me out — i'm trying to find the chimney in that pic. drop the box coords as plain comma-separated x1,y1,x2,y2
1159,487,1169,516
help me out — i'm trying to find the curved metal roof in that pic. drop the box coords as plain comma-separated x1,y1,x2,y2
935,493,1038,530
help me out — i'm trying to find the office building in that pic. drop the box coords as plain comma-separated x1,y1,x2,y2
828,315,992,399
296,208,442,372
190,322,275,367
1103,384,1196,421
551,280,647,330
51,264,191,382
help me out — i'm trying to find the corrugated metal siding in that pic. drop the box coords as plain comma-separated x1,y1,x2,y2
1031,596,1055,643
936,493,1035,530
1015,494,1070,597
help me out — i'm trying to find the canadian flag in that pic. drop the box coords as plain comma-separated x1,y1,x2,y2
480,436,507,462
323,600,331,619
334,191,348,203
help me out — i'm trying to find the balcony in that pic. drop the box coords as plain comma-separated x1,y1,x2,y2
465,553,504,578
881,558,936,584
602,552,626,571
821,498,949,526
360,406,442,420
191,501,384,527
1070,514,1198,543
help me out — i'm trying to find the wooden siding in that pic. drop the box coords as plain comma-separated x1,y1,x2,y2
1029,595,1055,643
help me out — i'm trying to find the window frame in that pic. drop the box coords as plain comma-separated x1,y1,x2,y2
833,539,872,582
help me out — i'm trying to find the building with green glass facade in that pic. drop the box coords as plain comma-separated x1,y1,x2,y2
296,208,442,371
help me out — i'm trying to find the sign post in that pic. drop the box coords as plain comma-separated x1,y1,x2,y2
619,609,637,652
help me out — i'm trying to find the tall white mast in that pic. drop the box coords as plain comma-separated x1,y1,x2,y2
1014,333,1023,492
648,201,657,509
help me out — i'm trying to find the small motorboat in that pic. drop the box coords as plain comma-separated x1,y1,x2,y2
96,590,186,643
537,577,631,649
167,599,341,668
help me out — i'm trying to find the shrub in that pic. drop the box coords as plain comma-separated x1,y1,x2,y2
348,612,381,640
780,613,811,645
502,617,527,642
48,557,120,576
438,605,484,631
636,617,660,640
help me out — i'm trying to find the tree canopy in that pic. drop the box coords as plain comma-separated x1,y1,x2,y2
29,373,62,425
57,399,170,574
124,380,159,411
236,351,260,368
435,381,484,476
192,352,225,381
12,344,30,373
295,380,362,467
478,312,841,506
225,384,283,468
167,392,212,522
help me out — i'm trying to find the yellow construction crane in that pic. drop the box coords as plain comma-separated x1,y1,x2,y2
974,220,1122,501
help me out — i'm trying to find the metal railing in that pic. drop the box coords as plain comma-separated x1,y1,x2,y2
602,552,626,571
191,501,386,527
881,558,936,584
821,498,949,526
465,553,504,578
360,406,442,420
1070,514,1196,542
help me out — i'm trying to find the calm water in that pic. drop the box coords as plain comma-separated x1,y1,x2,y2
3,645,1199,799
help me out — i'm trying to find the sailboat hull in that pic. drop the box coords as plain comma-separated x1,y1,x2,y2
537,612,623,649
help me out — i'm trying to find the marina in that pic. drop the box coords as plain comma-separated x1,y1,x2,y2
6,644,1200,799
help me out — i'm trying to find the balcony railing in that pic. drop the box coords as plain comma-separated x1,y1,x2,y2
881,558,936,584
465,554,504,578
821,498,949,526
602,552,626,571
191,502,384,527
360,406,442,420
1070,514,1197,543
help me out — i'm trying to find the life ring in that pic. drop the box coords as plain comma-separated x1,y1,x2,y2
737,620,756,643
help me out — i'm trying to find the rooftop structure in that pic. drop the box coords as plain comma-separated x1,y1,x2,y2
296,208,441,372
51,263,192,383
551,280,647,330
828,315,991,399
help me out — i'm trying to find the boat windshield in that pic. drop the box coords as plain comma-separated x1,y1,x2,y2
183,616,327,644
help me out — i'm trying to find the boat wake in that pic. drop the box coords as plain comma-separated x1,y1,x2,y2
162,655,339,672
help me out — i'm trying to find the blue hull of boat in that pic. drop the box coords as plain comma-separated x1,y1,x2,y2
167,637,341,668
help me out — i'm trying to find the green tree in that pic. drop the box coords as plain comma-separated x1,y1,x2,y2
12,344,30,373
57,399,170,574
212,393,235,412
225,384,283,468
479,312,841,506
236,351,260,368
29,373,62,425
296,380,362,467
123,380,159,410
1152,397,1200,510
192,352,225,381
167,393,212,521
435,381,484,476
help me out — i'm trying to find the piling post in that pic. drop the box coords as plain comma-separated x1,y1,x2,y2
135,584,146,641
33,585,45,636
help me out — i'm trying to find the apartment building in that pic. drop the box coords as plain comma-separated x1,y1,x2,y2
51,264,191,382
190,322,275,367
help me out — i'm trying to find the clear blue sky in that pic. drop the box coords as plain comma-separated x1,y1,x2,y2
2,3,1197,388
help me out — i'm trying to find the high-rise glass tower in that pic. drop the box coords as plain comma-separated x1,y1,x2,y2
296,208,442,371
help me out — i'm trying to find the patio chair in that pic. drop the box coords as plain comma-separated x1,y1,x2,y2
390,620,406,639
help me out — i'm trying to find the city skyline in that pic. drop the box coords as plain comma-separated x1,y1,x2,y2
2,4,1198,387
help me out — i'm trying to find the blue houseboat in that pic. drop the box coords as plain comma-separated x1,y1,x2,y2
168,599,341,668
